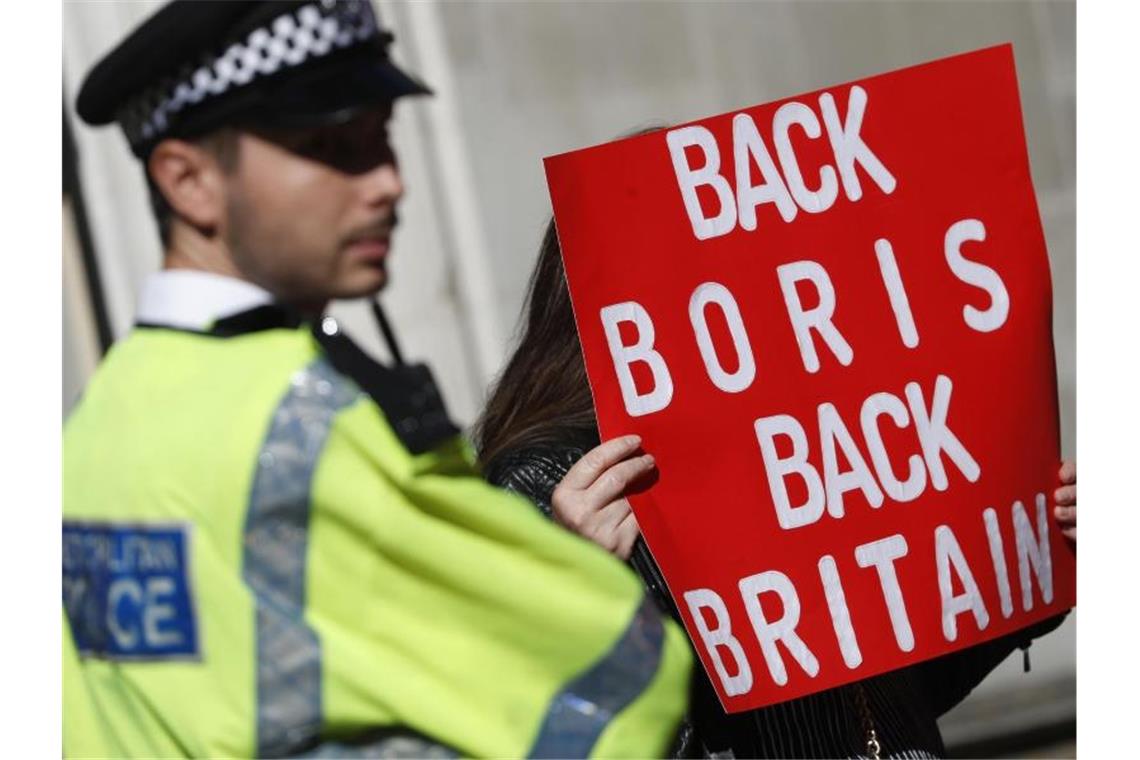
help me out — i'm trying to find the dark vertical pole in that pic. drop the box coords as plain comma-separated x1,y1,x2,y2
63,101,114,355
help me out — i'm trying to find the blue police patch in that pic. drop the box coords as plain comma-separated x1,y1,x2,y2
62,522,199,660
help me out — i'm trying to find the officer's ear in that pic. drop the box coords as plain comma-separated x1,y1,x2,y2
147,136,231,234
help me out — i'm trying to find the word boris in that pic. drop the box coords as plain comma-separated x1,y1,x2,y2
601,218,1009,418
667,86,896,240
683,495,1055,696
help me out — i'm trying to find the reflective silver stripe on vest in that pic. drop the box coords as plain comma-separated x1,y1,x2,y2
244,359,361,757
528,596,665,758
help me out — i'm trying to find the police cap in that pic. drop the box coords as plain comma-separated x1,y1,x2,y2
76,0,431,157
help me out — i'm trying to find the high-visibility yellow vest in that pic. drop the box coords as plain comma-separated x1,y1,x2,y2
63,311,691,758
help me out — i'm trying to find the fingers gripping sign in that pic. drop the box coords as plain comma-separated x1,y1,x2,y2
552,435,656,559
1053,460,1077,542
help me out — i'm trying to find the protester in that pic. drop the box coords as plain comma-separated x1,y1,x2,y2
476,218,1076,759
62,2,693,757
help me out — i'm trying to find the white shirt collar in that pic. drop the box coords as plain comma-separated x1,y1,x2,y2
136,270,275,331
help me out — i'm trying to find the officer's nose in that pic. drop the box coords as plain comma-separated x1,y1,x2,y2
361,158,404,209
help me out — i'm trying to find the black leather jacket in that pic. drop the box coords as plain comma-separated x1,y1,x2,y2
485,443,1068,759
487,442,677,618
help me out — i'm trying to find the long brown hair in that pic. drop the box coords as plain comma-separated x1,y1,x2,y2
475,125,667,471
474,218,599,470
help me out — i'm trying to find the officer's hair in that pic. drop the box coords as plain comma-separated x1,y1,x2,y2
146,129,241,248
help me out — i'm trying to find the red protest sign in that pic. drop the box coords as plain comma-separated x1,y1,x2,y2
543,44,1075,713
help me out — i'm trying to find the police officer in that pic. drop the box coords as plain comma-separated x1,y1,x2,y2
63,2,691,756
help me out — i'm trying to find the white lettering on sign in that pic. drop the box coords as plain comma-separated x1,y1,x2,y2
860,392,928,503
777,260,855,374
818,85,898,201
773,102,839,214
739,570,820,686
818,401,884,519
904,375,981,491
754,375,969,529
818,554,863,669
689,282,756,393
733,113,797,231
600,301,674,417
596,218,1011,422
983,507,1015,619
935,524,990,642
874,238,920,348
666,126,738,241
683,588,753,696
680,492,1060,695
1013,494,1055,611
944,218,1010,333
754,414,826,530
668,86,895,240
855,534,915,652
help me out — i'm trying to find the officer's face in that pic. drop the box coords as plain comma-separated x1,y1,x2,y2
221,104,404,304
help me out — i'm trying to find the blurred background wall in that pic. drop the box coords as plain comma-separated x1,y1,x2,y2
63,1,1075,755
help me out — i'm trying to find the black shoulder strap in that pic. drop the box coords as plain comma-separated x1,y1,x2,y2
312,323,460,455
137,302,459,454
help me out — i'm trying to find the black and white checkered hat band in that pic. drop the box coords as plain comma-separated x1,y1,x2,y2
117,0,381,149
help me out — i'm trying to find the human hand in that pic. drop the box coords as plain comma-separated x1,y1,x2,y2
1053,459,1076,542
551,435,654,560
